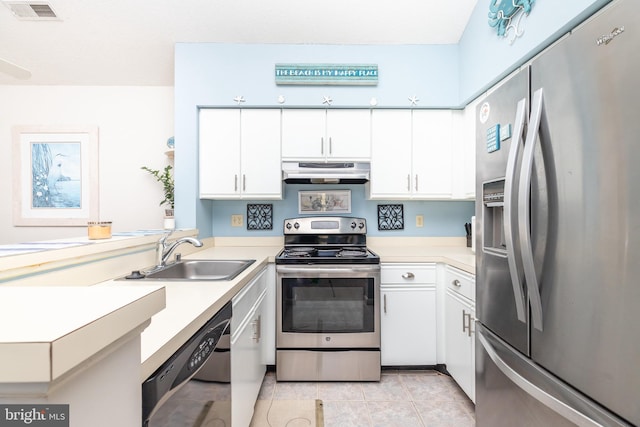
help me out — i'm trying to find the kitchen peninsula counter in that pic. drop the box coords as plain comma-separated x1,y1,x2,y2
0,285,165,392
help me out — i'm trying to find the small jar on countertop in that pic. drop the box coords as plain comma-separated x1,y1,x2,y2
87,221,112,240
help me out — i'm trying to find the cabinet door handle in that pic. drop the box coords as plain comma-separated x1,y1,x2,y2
321,137,324,155
383,294,387,314
402,272,415,280
243,174,246,192
407,174,411,191
252,315,261,343
234,174,238,192
463,309,473,337
329,137,332,155
452,279,461,287
462,309,469,334
415,174,419,192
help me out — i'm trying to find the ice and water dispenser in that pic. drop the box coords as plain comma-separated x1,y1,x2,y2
482,179,506,254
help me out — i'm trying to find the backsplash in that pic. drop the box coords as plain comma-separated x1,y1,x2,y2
208,184,474,237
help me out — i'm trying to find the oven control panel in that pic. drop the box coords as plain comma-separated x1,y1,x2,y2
284,216,367,234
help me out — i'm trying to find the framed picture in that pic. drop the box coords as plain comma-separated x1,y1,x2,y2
298,190,351,214
12,126,99,226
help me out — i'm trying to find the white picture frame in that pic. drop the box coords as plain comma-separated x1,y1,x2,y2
12,126,99,226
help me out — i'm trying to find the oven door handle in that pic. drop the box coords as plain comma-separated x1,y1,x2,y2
276,266,380,274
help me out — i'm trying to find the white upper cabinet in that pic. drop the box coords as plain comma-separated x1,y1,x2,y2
281,109,371,161
453,98,479,199
370,110,413,197
370,109,458,199
280,109,325,159
199,109,282,200
325,109,371,160
412,110,454,198
239,110,282,199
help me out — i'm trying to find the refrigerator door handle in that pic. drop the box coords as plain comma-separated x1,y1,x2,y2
478,330,606,427
519,88,545,331
504,97,528,323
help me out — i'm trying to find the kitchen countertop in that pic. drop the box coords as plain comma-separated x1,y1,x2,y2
0,285,165,392
98,237,474,381
0,234,475,387
369,237,476,274
99,245,282,381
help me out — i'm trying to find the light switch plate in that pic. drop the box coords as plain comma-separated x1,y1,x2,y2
416,215,424,227
231,215,243,227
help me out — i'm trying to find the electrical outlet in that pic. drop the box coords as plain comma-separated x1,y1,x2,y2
231,214,243,227
416,215,424,228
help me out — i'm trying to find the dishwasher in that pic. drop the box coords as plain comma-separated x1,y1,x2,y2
142,301,232,427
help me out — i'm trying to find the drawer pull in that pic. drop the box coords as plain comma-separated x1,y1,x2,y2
452,279,461,287
402,272,415,280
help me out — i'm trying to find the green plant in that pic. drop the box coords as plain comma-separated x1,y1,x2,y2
141,165,174,209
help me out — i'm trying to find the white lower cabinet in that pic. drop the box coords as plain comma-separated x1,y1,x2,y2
444,266,476,402
262,263,276,366
231,266,267,427
380,264,437,365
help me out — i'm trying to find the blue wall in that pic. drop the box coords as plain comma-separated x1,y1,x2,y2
175,0,614,238
458,0,612,103
210,185,474,237
174,44,464,237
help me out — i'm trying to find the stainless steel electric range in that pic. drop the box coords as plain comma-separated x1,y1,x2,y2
275,216,381,381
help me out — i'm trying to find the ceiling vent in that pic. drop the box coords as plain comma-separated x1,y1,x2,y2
3,1,59,20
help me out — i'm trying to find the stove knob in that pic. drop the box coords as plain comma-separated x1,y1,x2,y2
351,221,357,229
285,222,292,230
294,222,300,229
358,222,365,229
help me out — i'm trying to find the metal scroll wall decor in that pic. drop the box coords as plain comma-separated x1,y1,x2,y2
377,204,405,231
488,0,535,44
247,204,273,230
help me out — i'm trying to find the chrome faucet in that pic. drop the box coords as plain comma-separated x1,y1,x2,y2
155,230,203,268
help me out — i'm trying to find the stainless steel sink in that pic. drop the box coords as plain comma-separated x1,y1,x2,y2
137,259,255,281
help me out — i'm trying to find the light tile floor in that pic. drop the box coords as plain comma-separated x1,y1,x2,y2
256,370,475,427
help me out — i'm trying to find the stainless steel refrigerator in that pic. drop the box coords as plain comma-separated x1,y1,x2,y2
475,0,639,425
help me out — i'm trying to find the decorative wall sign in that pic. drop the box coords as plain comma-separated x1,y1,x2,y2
488,0,535,44
275,64,378,86
247,204,273,230
298,190,351,214
378,204,404,231
12,126,99,226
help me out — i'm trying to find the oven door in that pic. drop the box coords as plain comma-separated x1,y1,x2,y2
276,264,380,349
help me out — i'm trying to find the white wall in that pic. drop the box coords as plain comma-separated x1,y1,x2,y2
0,86,174,244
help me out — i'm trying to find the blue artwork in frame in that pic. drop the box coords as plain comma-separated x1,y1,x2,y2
31,142,82,208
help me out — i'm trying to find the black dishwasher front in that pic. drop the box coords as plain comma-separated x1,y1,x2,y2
142,301,232,427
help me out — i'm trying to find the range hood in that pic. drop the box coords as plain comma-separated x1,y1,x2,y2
282,161,370,184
